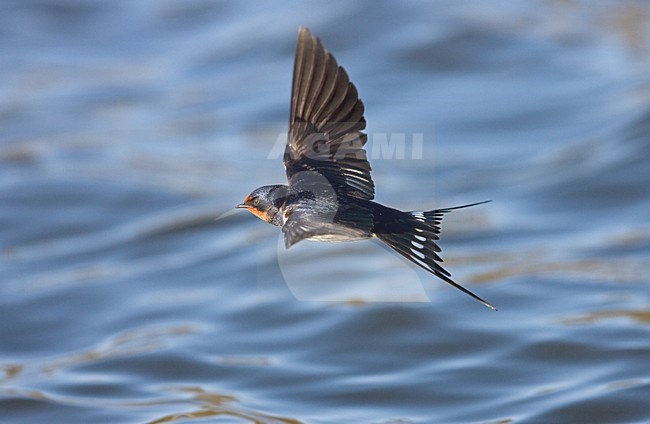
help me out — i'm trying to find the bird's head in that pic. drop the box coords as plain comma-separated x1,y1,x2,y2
237,185,288,225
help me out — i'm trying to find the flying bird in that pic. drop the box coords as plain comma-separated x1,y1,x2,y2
237,27,496,310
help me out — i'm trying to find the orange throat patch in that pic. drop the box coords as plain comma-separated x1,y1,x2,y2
246,206,270,222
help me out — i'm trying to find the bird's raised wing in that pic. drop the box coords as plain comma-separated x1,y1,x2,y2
284,27,374,200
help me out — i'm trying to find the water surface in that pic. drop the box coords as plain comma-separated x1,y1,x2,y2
1,1,649,423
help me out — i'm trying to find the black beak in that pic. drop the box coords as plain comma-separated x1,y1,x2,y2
236,203,248,209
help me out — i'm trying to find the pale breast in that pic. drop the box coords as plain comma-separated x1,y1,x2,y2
305,233,373,242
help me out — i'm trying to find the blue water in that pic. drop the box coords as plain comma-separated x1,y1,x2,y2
1,1,649,422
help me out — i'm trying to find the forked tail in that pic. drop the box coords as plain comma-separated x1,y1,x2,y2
374,200,496,310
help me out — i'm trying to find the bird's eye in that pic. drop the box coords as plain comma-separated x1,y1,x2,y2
251,197,259,206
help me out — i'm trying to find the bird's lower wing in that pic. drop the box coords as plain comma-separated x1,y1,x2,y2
282,202,373,248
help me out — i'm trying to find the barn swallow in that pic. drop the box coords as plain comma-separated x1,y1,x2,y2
238,27,496,310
